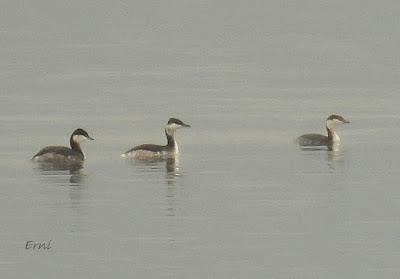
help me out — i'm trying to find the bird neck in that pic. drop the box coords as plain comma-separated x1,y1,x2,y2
327,127,340,142
165,129,178,151
70,135,84,155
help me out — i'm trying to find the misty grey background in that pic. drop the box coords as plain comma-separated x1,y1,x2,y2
1,1,400,278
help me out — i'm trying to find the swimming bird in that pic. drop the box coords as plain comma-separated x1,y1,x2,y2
121,118,190,160
297,114,350,149
32,128,94,165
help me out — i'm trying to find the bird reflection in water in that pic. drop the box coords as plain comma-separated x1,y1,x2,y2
125,156,182,214
326,147,346,172
33,161,85,186
298,142,346,173
125,156,182,178
165,157,181,177
299,141,340,152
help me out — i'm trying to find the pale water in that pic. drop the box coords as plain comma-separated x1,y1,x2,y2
1,1,400,278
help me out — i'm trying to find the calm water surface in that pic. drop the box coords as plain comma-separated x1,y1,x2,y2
1,1,400,278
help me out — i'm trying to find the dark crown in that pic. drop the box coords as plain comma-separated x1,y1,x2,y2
327,114,345,121
72,128,90,137
167,118,185,125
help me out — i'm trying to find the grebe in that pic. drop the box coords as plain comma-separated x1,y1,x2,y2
297,114,350,149
32,128,94,164
121,118,190,160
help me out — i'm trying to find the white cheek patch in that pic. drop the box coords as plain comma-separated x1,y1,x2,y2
334,118,343,124
166,123,182,134
72,134,88,143
326,119,336,130
168,123,182,130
